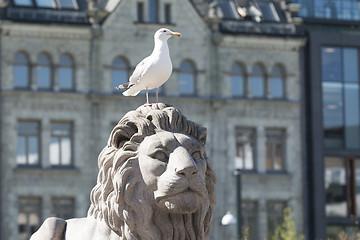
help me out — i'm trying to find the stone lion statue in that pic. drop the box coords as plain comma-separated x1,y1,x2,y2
31,103,216,240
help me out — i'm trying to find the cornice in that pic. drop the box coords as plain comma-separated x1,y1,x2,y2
1,24,91,40
221,35,306,51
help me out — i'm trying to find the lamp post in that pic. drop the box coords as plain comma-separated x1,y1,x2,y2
234,169,242,240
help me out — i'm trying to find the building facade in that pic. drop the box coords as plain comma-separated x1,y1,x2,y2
294,0,360,239
0,0,305,240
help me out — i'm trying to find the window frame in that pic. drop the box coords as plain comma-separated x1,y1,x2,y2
178,60,196,96
265,129,286,172
230,62,246,97
13,52,31,89
49,122,74,167
235,127,257,171
17,121,41,167
36,53,52,90
58,53,75,91
51,197,75,219
269,64,285,99
17,197,42,240
250,63,266,98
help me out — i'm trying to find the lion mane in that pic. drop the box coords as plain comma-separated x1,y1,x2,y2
87,103,216,240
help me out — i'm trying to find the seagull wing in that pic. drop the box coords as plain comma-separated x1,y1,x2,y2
129,56,152,85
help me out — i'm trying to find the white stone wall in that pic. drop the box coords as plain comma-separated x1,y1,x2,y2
0,1,305,240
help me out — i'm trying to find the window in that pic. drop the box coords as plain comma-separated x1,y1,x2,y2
18,197,41,240
178,60,196,95
50,123,73,166
137,2,144,22
235,128,256,170
266,129,285,171
270,65,284,98
297,0,360,21
267,201,286,240
13,0,33,6
35,0,54,8
164,4,171,24
111,57,129,91
17,121,40,166
242,201,258,240
250,64,265,97
58,0,77,9
231,63,245,97
51,198,75,219
324,157,360,218
36,53,52,89
58,54,74,90
322,47,360,149
149,0,159,22
14,52,30,88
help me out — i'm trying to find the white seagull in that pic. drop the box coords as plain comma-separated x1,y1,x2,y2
116,28,181,105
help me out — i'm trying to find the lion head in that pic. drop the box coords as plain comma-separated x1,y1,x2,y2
87,103,216,240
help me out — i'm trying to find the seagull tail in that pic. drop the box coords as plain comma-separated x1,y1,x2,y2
123,89,141,96
116,82,130,90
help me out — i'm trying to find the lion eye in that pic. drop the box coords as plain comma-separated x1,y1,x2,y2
192,151,202,161
152,151,168,163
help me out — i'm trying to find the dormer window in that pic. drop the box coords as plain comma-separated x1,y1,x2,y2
13,0,33,7
35,0,55,8
58,0,77,9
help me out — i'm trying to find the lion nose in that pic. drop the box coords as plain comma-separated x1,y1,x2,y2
171,147,199,177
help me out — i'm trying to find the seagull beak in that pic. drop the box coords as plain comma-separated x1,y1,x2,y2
170,32,181,37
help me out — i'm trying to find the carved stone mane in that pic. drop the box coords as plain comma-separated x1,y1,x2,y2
87,103,216,240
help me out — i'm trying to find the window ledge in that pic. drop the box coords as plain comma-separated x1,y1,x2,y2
133,21,176,27
13,166,80,173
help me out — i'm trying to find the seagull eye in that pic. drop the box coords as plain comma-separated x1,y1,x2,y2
163,30,167,32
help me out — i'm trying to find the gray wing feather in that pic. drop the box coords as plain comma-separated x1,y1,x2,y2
129,56,152,85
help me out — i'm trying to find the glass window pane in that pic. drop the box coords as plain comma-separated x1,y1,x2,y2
344,84,360,149
50,137,60,165
231,75,244,96
274,143,283,170
37,66,51,89
250,76,264,97
327,225,359,240
60,55,73,66
28,136,39,165
252,65,263,75
179,73,194,95
180,61,194,72
343,48,359,83
112,57,127,69
51,198,75,219
18,122,38,135
17,136,27,165
59,67,73,89
165,4,171,24
355,159,360,217
13,0,33,6
112,70,127,90
14,53,29,64
149,0,159,22
323,82,344,148
35,0,54,8
267,202,286,240
325,157,347,217
322,47,342,82
242,201,258,240
235,129,255,170
14,66,29,88
61,137,71,165
137,2,144,22
232,63,243,74
270,77,284,98
59,0,75,8
51,123,70,136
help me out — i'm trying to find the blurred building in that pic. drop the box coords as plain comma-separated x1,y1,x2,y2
293,0,360,239
0,0,305,239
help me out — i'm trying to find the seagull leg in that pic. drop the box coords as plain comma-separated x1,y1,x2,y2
156,88,159,103
145,87,151,106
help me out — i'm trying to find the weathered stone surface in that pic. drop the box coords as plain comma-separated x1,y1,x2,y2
31,103,216,240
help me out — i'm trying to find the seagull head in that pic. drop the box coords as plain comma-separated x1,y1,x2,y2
154,28,181,41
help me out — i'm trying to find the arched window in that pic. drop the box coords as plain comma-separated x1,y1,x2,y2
36,53,52,89
149,0,159,22
231,63,245,97
270,65,285,98
13,52,30,88
250,64,265,97
178,60,196,95
111,57,129,91
58,54,74,90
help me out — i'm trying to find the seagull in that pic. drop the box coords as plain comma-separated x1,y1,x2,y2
116,28,181,105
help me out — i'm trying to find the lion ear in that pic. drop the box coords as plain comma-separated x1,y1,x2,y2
109,123,137,149
198,127,207,146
